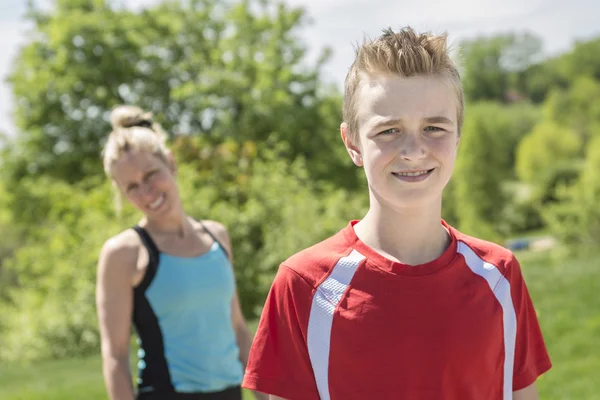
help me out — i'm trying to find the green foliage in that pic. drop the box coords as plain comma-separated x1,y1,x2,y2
542,77,600,142
441,179,458,226
517,60,569,103
0,176,139,361
515,121,582,184
174,142,367,316
2,0,600,374
0,141,365,360
453,105,504,241
512,78,600,232
556,38,600,82
460,32,542,102
517,37,600,104
6,0,352,187
543,136,600,248
0,0,362,362
0,182,22,306
451,102,539,240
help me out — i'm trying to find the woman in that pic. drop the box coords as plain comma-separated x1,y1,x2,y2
96,105,266,400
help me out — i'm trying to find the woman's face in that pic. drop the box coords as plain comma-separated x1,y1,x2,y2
112,149,181,218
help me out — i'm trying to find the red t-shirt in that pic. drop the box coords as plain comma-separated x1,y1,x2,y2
243,221,551,400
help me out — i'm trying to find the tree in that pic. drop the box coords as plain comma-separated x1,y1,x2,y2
517,59,568,104
0,176,131,361
0,145,366,361
515,121,582,185
460,32,542,102
559,38,600,82
516,37,600,104
544,136,600,249
542,77,600,143
514,120,583,231
0,181,22,305
0,0,366,362
6,0,353,187
452,102,538,240
514,77,600,210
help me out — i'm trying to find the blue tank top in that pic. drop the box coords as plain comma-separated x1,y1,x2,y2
132,224,243,395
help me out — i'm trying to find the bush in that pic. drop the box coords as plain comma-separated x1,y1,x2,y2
452,102,538,241
176,145,367,316
0,178,135,361
544,136,600,249
0,146,367,361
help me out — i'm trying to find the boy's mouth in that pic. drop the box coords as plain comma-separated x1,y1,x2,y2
392,168,434,181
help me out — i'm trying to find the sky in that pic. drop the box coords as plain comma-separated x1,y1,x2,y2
1,0,599,136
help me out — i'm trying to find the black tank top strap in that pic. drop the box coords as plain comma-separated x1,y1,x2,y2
130,226,174,393
132,225,161,292
197,220,231,260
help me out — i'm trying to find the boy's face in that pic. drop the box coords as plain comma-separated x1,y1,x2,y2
342,73,460,210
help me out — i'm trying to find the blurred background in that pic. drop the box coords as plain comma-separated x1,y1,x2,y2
0,0,599,399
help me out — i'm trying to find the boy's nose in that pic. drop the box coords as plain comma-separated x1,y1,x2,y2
400,133,426,161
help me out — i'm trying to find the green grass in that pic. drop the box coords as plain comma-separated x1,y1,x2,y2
0,354,254,400
516,249,600,399
0,356,107,400
1,250,598,399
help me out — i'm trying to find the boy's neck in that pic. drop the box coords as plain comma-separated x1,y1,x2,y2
354,200,451,266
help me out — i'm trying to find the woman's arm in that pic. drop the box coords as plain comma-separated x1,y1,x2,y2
231,287,269,400
206,220,269,400
231,292,253,368
96,237,137,400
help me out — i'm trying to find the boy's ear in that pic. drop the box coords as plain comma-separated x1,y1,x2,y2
340,122,363,167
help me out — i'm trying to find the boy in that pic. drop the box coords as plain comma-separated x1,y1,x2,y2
242,27,551,400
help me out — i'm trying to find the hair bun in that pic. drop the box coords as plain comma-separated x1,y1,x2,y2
110,105,154,130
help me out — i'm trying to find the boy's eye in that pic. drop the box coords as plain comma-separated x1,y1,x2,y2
127,184,139,193
425,126,445,133
379,128,399,135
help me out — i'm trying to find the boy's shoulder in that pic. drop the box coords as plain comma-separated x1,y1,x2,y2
450,225,519,273
279,224,355,288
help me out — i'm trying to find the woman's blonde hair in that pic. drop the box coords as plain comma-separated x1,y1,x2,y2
102,105,170,214
102,105,169,180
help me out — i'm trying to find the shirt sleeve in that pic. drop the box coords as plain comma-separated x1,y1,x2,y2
507,256,552,390
242,265,320,400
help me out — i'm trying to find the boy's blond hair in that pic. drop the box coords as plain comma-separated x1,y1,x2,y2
343,27,464,142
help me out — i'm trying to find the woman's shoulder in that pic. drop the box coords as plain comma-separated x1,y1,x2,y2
196,219,228,237
99,228,143,268
191,218,232,256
